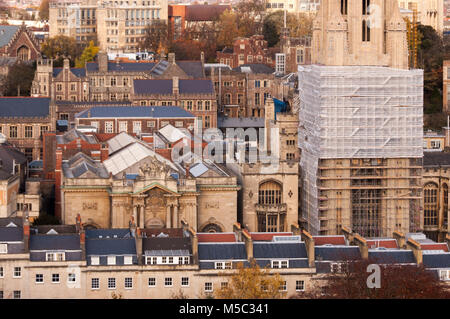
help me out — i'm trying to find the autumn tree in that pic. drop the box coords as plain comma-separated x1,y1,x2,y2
39,0,50,21
139,20,169,54
2,61,36,96
214,261,286,299
41,35,81,65
293,259,450,299
75,41,100,68
263,11,313,47
169,39,204,61
216,9,239,49
234,0,266,38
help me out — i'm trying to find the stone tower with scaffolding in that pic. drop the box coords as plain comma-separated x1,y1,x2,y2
298,0,424,236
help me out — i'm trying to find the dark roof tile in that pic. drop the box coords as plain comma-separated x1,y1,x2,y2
0,97,50,118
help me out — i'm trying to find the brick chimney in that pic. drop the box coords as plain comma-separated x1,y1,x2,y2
188,226,198,265
242,229,253,261
406,238,423,265
98,51,108,73
100,143,109,162
172,76,179,94
80,227,86,260
135,227,143,265
301,229,315,268
75,213,81,233
168,52,175,65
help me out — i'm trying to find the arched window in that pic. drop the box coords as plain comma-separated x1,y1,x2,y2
258,181,282,205
443,184,448,227
17,46,30,61
362,20,370,42
424,183,438,227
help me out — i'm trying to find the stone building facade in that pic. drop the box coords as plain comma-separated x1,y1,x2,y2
444,60,449,114
0,98,54,162
0,25,41,61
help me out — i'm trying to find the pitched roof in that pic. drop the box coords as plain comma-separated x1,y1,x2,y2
77,106,195,119
217,116,265,128
0,144,27,180
368,249,416,264
133,79,214,95
233,64,275,74
423,152,450,167
423,252,450,268
53,68,86,78
421,243,449,252
313,235,347,246
250,232,293,241
0,25,20,48
142,237,191,253
0,97,51,118
176,61,204,78
198,242,247,260
253,242,307,259
56,128,98,145
141,228,184,238
197,233,236,243
29,234,81,251
86,62,156,72
0,227,23,242
315,246,361,261
86,237,136,255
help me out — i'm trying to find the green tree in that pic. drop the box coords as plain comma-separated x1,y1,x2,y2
39,0,50,21
75,41,100,68
214,261,286,299
263,11,313,47
263,18,279,47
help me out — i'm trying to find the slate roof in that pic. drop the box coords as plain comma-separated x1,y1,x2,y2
86,229,131,239
366,239,398,249
423,152,450,167
0,97,51,118
86,62,156,72
423,252,450,268
218,116,265,128
56,128,98,145
36,225,77,234
0,25,20,48
198,242,247,260
176,61,204,78
233,64,275,74
0,218,22,227
0,144,27,180
368,249,416,264
315,246,361,261
29,234,81,251
0,227,23,242
86,238,136,256
253,242,307,259
77,106,195,119
53,68,86,78
142,237,191,253
133,79,214,95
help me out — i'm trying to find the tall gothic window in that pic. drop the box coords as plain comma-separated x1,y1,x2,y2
17,46,30,61
424,183,438,227
258,181,282,205
341,0,348,15
362,0,370,15
362,19,371,42
444,184,448,227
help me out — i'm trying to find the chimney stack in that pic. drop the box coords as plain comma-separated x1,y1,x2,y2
406,238,423,265
233,222,242,241
200,51,204,64
75,213,81,233
23,214,30,252
63,58,70,70
393,231,406,249
172,76,179,94
136,227,143,265
80,227,86,260
186,226,198,265
98,51,108,73
168,52,175,65
353,233,369,260
242,229,253,261
100,143,109,162
290,223,301,235
129,215,137,238
301,229,315,268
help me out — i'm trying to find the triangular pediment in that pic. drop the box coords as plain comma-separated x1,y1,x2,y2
133,182,178,196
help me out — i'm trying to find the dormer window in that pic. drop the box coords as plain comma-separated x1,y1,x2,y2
91,256,100,265
107,256,116,265
271,260,288,269
46,252,65,261
124,256,133,265
0,244,7,254
215,261,232,270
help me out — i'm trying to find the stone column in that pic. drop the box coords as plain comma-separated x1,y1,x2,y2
133,205,138,225
173,205,178,228
166,205,172,228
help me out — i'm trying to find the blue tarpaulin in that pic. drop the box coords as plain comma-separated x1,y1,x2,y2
273,98,287,120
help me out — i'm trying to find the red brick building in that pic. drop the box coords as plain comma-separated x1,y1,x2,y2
217,35,276,69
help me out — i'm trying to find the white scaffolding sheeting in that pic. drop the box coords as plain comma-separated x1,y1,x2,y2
298,65,424,234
